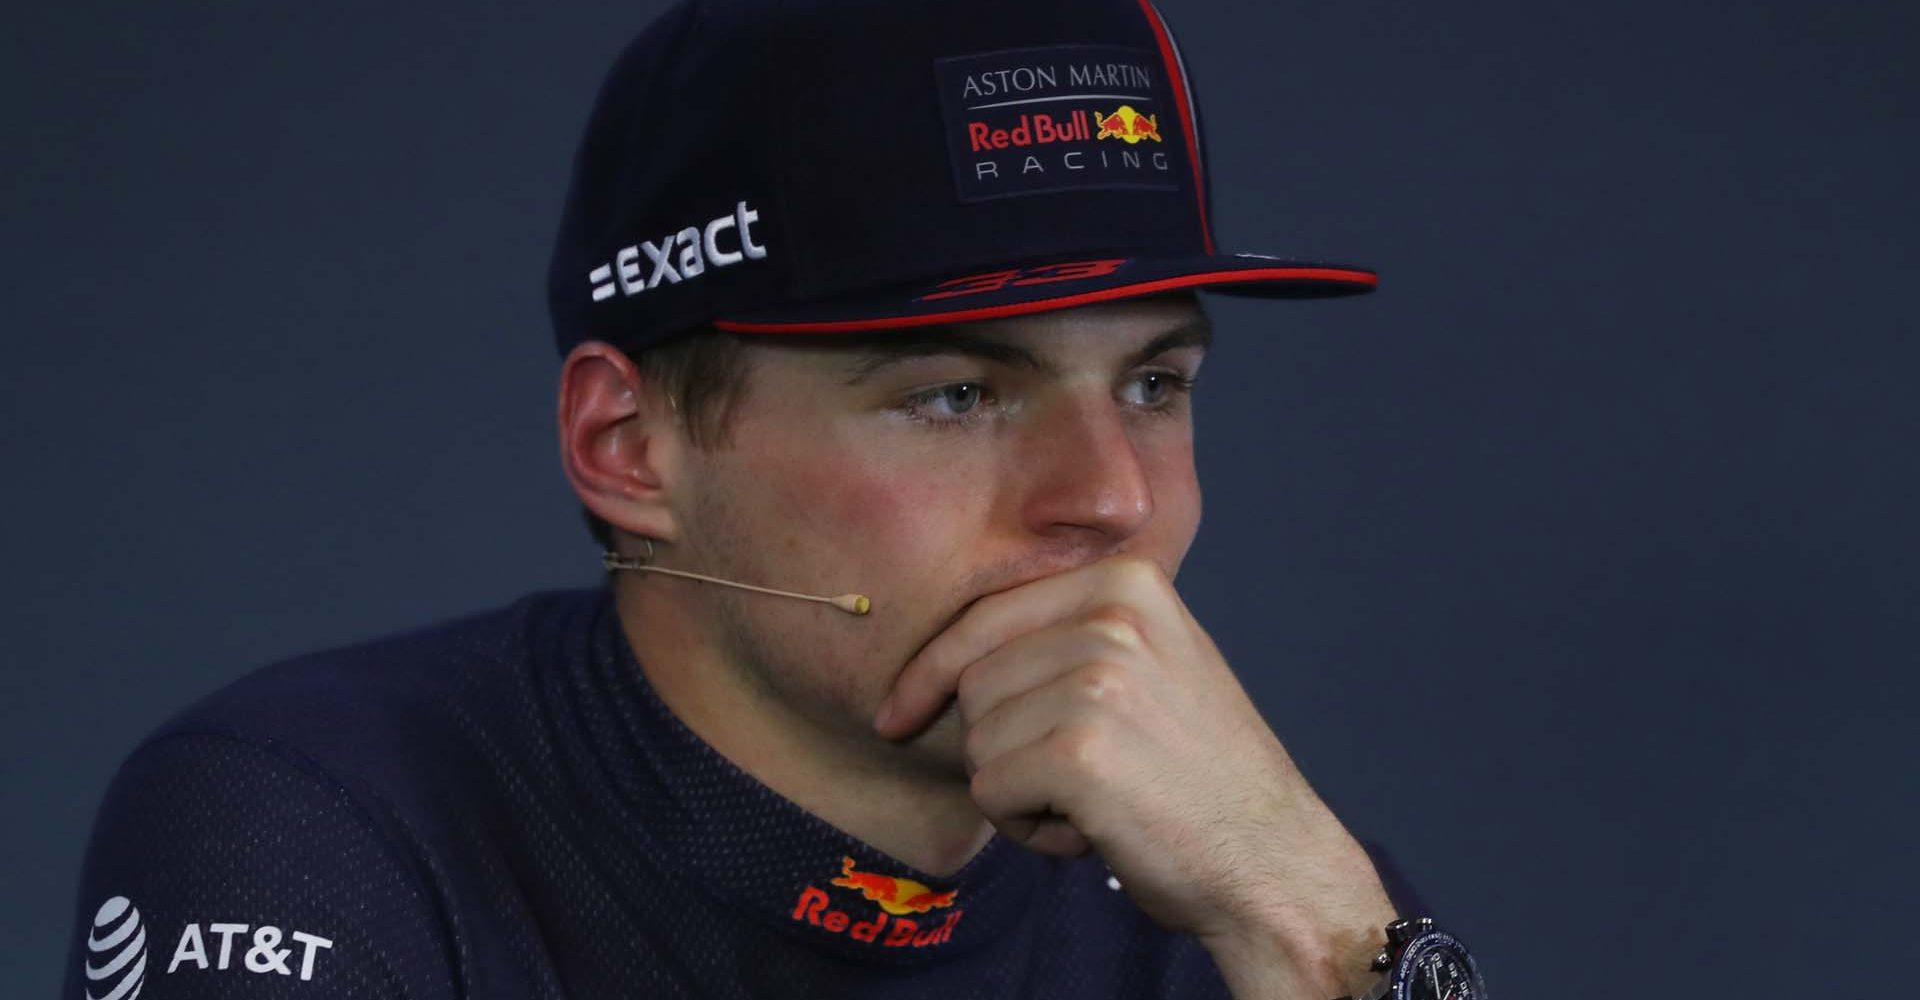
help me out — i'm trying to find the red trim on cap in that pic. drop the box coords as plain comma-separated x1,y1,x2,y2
1135,0,1213,255
711,267,1376,334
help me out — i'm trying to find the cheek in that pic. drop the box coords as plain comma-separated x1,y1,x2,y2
1158,442,1201,518
815,459,986,569
1142,435,1203,555
742,432,986,571
745,447,990,716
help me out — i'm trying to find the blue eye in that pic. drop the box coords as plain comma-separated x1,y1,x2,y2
900,382,991,426
1121,370,1197,408
936,383,982,415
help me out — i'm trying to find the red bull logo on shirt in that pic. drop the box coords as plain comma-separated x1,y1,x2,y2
789,856,963,949
830,855,958,915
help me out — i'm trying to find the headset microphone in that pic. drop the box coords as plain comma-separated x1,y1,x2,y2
601,544,871,616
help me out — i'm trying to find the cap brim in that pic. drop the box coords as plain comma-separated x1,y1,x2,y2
711,253,1374,334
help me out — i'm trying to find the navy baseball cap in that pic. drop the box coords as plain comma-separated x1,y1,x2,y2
548,0,1375,357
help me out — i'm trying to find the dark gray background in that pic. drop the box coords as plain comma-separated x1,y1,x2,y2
5,1,1914,997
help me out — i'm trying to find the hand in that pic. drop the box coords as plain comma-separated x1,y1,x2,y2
874,556,1396,996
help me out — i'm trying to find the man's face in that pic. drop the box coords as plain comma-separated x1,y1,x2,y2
666,294,1210,777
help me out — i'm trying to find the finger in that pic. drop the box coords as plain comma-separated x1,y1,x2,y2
963,659,1133,776
954,618,1142,728
877,569,1098,738
968,726,1105,848
1024,817,1094,858
880,559,1164,737
983,811,1088,856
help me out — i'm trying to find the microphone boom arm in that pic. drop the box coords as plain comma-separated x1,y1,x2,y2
601,551,871,616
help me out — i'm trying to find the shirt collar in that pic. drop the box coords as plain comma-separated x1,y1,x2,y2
551,586,1058,963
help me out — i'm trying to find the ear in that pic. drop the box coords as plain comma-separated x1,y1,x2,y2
557,340,683,545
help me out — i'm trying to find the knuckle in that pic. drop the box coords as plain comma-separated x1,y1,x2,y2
961,720,992,770
1082,608,1146,652
1112,556,1167,593
1090,602,1144,644
968,765,999,807
1050,724,1104,772
1073,661,1126,704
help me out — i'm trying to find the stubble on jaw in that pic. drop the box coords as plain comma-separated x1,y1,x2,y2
671,450,973,783
709,576,975,781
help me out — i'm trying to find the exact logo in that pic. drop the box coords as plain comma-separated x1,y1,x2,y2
789,856,962,949
166,921,334,982
84,897,147,1000
588,200,768,304
1093,105,1162,144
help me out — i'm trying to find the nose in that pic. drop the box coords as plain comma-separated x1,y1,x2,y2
1016,394,1154,544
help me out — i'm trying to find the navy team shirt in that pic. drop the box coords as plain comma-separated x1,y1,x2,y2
64,587,1421,998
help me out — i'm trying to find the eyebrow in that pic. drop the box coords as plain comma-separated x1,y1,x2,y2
837,315,1214,386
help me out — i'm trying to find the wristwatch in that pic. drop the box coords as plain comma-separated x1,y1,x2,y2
1335,917,1486,1000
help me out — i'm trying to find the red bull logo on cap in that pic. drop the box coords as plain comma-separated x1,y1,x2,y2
966,110,1094,153
1093,105,1162,144
936,43,1180,201
789,856,963,949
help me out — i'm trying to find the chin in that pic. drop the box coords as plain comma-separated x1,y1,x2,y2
886,699,970,780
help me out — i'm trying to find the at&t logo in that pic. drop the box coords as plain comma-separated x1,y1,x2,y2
84,897,147,1000
167,921,334,981
79,895,336,993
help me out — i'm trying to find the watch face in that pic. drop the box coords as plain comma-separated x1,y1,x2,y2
1392,932,1486,1000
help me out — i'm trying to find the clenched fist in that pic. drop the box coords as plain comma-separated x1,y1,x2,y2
875,556,1398,999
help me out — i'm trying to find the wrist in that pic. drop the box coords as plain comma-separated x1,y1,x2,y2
1198,897,1396,1000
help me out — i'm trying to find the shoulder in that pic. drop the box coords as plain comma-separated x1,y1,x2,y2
66,731,453,999
153,586,606,787
166,588,598,736
63,587,605,999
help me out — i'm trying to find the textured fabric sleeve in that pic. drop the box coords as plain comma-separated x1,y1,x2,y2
62,732,459,1000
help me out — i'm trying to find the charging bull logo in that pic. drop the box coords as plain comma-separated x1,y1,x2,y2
1093,105,1162,144
830,856,958,915
790,856,963,948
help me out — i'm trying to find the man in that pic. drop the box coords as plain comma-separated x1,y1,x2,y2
66,1,1485,998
